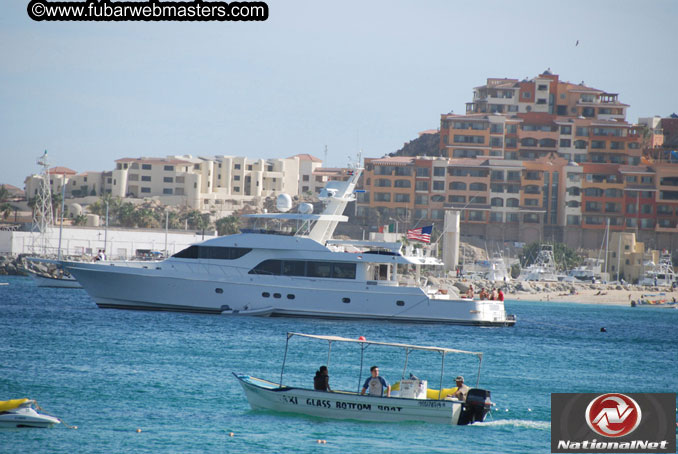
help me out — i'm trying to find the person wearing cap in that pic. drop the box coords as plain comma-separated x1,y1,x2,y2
452,375,470,401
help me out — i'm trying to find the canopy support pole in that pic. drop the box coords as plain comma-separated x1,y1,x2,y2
439,352,446,400
401,348,410,382
357,342,366,393
279,333,291,387
327,341,333,369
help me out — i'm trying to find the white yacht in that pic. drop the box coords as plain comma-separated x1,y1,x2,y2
62,169,515,326
519,244,559,282
640,251,676,287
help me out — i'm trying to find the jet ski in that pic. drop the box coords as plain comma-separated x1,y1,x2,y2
0,399,61,428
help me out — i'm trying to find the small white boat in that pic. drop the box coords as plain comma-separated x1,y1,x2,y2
0,399,61,428
23,257,82,289
235,332,493,425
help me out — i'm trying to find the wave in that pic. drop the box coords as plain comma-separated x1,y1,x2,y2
473,419,550,430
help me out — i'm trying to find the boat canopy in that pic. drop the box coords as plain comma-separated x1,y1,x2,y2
286,332,483,359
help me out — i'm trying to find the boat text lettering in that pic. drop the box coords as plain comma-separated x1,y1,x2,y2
418,401,445,408
377,405,402,412
306,398,331,408
283,396,298,405
335,401,372,411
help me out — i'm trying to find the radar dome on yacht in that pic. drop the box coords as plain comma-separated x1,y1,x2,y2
318,188,337,200
276,193,293,212
298,203,314,214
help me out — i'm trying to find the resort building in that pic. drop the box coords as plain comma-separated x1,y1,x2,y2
24,154,325,213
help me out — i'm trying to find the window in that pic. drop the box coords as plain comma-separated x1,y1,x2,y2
468,211,484,221
173,246,252,260
332,263,356,279
163,188,173,195
448,195,465,203
249,259,282,275
432,181,445,191
449,182,466,191
374,192,391,202
302,175,309,181
164,165,174,171
415,167,430,177
394,193,410,203
469,182,487,191
234,164,241,170
560,125,572,135
282,260,306,276
141,175,151,182
522,91,530,99
415,195,428,205
141,187,151,193
506,198,520,207
524,198,539,206
490,212,503,222
142,164,152,170
433,167,446,177
128,174,139,181
394,180,411,188
415,181,429,191
163,177,173,183
560,139,571,148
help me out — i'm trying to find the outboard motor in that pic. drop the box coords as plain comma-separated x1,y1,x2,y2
457,389,491,425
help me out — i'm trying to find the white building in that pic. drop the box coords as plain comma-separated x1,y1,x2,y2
0,225,215,259
24,153,329,214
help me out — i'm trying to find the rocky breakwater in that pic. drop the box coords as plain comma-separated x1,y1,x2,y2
0,255,25,275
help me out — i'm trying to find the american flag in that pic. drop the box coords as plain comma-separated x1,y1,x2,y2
406,225,433,243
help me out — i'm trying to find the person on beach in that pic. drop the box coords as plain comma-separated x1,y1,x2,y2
314,365,331,392
490,288,498,300
497,288,504,301
478,288,489,300
361,366,390,397
451,375,470,401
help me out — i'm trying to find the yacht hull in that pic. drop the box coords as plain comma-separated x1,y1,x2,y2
64,262,515,326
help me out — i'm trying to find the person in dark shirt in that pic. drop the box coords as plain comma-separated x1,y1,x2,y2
314,365,331,391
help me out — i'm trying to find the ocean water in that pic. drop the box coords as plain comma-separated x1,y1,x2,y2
1,275,676,454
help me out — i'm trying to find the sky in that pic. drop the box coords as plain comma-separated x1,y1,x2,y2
1,0,677,188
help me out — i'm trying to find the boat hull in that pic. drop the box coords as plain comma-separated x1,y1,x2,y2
234,374,467,425
28,272,82,289
0,409,60,428
64,262,515,326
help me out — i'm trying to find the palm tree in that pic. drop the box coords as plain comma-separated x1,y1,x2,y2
216,215,240,236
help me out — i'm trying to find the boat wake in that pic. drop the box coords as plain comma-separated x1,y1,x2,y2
473,419,550,430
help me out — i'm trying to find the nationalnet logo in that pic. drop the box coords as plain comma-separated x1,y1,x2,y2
585,393,641,438
551,393,676,453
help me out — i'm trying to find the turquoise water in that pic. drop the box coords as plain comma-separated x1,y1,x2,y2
1,275,676,453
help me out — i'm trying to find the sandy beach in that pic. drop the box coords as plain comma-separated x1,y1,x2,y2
506,285,678,306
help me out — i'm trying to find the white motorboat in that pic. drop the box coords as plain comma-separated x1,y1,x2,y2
23,257,82,288
519,244,559,282
62,167,515,326
640,252,676,287
234,332,492,425
0,399,61,428
567,258,607,283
